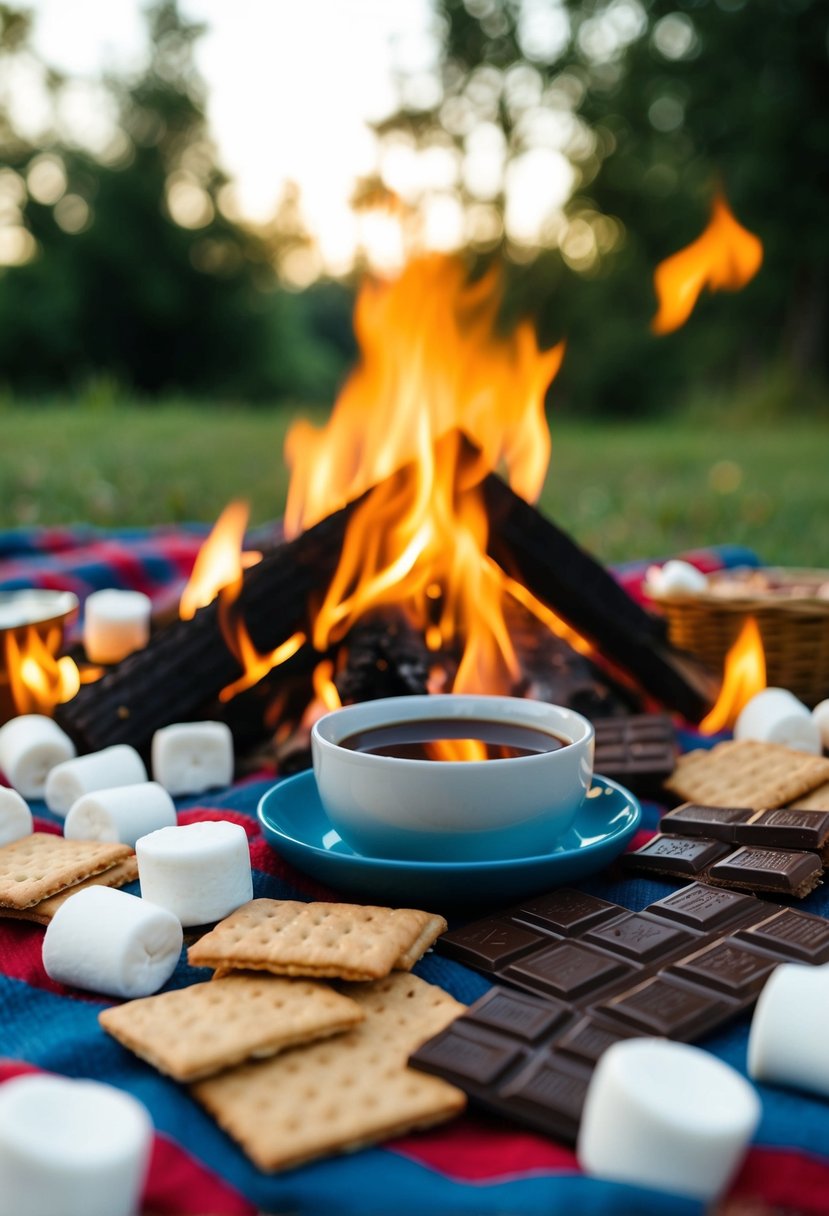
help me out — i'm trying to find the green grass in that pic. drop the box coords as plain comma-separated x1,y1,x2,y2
1,401,827,567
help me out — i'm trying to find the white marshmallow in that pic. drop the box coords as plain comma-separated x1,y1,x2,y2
577,1038,761,1203
64,782,176,848
0,787,33,846
812,699,829,750
83,589,152,665
44,745,147,817
0,714,76,799
42,885,182,998
151,721,234,795
0,1073,152,1216
748,964,829,1097
136,820,252,926
734,687,821,754
656,560,709,595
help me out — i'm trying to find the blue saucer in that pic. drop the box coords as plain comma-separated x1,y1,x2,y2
258,771,641,907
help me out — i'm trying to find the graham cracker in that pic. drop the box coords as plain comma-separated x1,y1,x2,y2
0,855,139,926
788,781,829,811
188,899,447,982
0,833,134,910
99,973,364,1082
664,740,829,810
191,972,466,1172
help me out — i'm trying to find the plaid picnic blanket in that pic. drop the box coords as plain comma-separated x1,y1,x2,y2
3,529,828,1216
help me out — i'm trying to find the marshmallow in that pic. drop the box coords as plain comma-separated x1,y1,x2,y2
0,1073,152,1216
0,714,76,799
577,1038,761,1203
64,782,176,848
83,589,152,665
812,699,829,750
44,745,147,817
151,721,234,795
136,820,252,926
655,560,709,596
0,787,33,846
42,885,182,998
748,963,829,1097
734,687,822,754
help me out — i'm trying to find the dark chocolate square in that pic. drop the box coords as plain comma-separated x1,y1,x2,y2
661,804,756,842
668,939,778,997
409,1024,522,1085
466,986,569,1043
439,918,547,971
498,1055,588,1127
625,834,731,875
736,909,829,963
584,912,695,963
504,941,627,1000
555,1017,641,1066
708,846,822,895
647,882,757,931
514,889,620,935
598,975,730,1037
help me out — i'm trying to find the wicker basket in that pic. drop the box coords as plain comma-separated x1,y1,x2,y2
647,568,829,707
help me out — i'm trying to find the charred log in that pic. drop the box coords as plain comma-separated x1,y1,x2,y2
55,500,357,754
482,474,717,722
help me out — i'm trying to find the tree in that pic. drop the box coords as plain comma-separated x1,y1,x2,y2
0,1,344,400
376,0,829,414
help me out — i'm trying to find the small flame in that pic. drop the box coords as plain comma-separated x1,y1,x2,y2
699,616,766,734
652,191,763,334
181,499,303,702
5,625,80,715
284,255,567,695
312,660,342,712
180,501,262,621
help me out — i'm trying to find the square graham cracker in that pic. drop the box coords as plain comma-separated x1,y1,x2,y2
788,781,829,811
0,855,139,926
188,899,447,982
0,833,134,909
191,972,466,1172
99,973,364,1081
664,741,829,811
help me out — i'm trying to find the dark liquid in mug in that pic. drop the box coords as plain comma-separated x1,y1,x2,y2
338,718,568,761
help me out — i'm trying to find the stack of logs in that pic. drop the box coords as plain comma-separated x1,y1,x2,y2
55,471,716,760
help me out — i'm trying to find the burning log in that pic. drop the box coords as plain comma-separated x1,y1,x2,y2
55,500,356,755
482,473,717,722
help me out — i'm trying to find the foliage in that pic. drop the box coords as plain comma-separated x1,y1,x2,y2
377,0,829,414
0,2,349,401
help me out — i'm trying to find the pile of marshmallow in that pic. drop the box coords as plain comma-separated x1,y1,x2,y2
0,713,254,1002
0,701,259,1216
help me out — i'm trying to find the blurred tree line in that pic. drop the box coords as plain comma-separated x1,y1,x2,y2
376,0,828,415
0,0,826,414
0,1,354,401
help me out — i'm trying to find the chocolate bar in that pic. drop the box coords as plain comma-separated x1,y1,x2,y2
662,804,829,859
410,885,829,1142
624,833,823,898
592,714,676,797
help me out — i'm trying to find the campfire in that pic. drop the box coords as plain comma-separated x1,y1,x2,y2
4,192,769,755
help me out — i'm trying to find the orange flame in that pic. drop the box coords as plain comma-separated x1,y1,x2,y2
652,192,763,334
180,500,262,621
700,616,766,734
4,625,80,715
284,255,566,695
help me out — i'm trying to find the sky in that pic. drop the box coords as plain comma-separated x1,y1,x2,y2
24,0,443,272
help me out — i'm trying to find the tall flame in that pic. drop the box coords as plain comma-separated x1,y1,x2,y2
699,616,766,734
284,255,565,695
652,191,763,334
